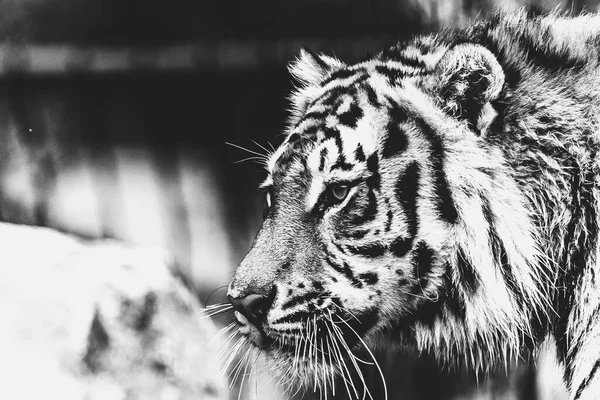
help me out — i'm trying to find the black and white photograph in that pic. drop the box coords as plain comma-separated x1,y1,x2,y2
1,0,599,399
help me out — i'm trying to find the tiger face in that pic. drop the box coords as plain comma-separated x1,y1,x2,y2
228,42,546,390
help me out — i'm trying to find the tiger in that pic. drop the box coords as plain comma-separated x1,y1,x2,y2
226,9,600,400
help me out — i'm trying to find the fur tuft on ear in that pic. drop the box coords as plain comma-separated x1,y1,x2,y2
288,49,344,87
433,44,505,134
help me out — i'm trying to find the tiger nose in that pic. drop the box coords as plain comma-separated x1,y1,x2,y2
228,289,275,327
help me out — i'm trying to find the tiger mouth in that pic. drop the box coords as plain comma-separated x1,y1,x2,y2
256,307,380,359
227,302,386,395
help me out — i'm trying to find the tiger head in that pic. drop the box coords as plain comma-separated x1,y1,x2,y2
227,42,547,389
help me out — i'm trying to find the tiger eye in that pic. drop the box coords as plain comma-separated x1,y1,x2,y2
331,184,349,202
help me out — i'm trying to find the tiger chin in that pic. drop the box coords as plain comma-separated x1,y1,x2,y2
227,9,600,400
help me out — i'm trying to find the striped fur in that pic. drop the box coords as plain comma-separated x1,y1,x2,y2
228,10,600,399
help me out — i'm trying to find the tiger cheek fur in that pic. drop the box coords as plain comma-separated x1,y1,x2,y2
227,10,600,399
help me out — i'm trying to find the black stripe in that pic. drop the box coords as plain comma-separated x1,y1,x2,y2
375,65,405,82
287,133,301,143
325,257,363,288
382,104,409,158
359,272,379,285
395,161,420,238
581,304,600,346
364,85,380,107
379,48,428,69
318,148,328,172
482,197,524,305
385,206,393,232
324,128,354,171
333,130,345,162
281,292,321,310
331,159,354,171
344,262,363,288
456,246,479,293
397,277,409,287
411,241,434,290
301,124,320,136
574,360,600,399
354,144,366,162
338,102,364,128
333,242,348,255
389,236,413,258
348,228,369,239
272,310,312,325
321,69,363,86
555,161,598,369
347,189,377,225
393,54,428,69
310,85,357,109
323,126,338,140
352,74,369,87
416,119,458,223
268,326,303,335
366,153,380,190
346,243,386,258
442,266,467,320
303,109,329,121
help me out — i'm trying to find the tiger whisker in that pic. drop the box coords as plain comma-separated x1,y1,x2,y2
352,356,375,366
303,319,311,368
320,336,329,400
217,336,240,369
211,321,236,342
198,305,234,320
200,303,233,312
229,344,253,385
249,352,273,392
329,316,372,400
324,312,355,399
311,317,319,394
220,336,243,372
204,302,231,309
226,141,269,159
279,358,300,396
404,289,439,302
220,337,246,378
250,139,274,158
216,326,240,359
229,355,248,391
233,156,269,165
289,379,304,399
236,347,252,400
324,334,336,397
338,316,388,400
329,301,361,323
280,363,299,397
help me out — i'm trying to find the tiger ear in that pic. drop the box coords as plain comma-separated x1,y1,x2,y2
433,44,505,134
288,49,344,86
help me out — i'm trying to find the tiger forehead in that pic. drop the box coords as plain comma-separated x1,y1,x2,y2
263,65,426,187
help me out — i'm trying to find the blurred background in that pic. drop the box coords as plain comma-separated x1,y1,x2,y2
0,0,597,398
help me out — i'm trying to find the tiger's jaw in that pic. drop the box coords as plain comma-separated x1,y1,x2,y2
230,288,384,390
